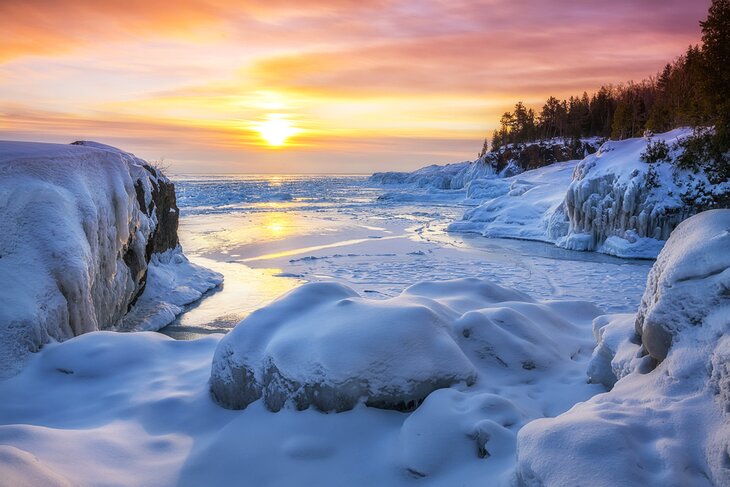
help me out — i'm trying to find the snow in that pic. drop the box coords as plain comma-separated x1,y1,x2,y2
210,280,479,412
515,209,730,487
447,160,577,242
557,128,728,257
0,140,220,377
635,208,730,361
387,128,728,259
0,278,604,486
2,141,725,485
370,161,479,190
120,249,223,331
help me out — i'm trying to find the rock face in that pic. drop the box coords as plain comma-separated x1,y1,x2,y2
481,138,601,176
0,140,218,377
515,210,730,487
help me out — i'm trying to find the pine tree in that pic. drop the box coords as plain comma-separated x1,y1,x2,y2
701,0,730,150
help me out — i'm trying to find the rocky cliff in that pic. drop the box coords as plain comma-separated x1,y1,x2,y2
0,140,221,377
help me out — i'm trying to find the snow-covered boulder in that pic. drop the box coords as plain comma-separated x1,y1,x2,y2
515,209,730,487
586,313,648,388
210,281,478,412
210,278,601,414
635,209,730,362
557,128,729,258
0,141,221,377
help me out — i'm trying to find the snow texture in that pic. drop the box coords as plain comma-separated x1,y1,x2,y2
0,277,604,486
558,128,728,257
0,140,221,377
516,209,730,487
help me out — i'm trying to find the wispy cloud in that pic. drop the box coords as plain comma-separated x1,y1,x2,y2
0,0,711,172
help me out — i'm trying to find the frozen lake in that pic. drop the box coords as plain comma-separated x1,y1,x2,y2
162,175,653,338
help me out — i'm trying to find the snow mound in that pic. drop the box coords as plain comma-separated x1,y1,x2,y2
448,160,577,242
210,278,601,414
370,161,478,190
0,446,73,487
210,281,478,412
516,209,730,487
0,140,221,377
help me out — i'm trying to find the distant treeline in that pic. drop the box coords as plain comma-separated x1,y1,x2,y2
482,0,730,169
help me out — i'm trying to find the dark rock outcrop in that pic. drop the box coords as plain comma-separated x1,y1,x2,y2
482,138,601,176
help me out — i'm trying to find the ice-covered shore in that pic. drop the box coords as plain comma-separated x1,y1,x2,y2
0,141,221,377
0,198,727,485
374,129,729,258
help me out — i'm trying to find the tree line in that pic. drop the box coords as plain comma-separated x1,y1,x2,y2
483,0,730,171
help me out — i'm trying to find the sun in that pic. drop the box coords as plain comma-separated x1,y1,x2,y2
255,115,299,147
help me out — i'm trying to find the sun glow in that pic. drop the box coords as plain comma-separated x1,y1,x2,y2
254,114,299,147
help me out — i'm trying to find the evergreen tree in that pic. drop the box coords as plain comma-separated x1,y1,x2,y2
701,0,730,150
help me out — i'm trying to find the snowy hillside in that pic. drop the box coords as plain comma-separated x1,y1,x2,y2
0,141,221,377
386,129,729,258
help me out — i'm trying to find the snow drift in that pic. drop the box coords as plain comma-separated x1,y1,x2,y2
0,140,221,377
516,209,730,487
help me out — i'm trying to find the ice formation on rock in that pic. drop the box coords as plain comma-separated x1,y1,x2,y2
442,128,729,258
516,209,730,487
0,141,221,377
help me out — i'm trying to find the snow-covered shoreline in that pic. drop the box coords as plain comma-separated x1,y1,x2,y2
373,129,730,259
0,139,727,487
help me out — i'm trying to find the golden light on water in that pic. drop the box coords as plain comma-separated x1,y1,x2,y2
254,114,299,147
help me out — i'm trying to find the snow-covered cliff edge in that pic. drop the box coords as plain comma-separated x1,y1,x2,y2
557,128,729,257
0,141,221,377
399,129,730,258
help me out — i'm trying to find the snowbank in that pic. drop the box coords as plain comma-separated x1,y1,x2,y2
447,160,576,242
0,141,221,377
370,161,477,190
516,209,730,486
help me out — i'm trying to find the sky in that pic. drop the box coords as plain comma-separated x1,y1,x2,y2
0,0,711,173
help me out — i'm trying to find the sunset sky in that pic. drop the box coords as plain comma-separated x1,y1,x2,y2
0,0,711,173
